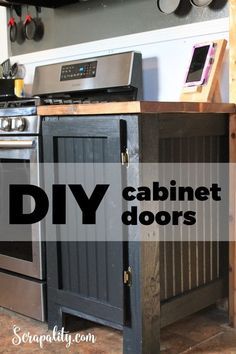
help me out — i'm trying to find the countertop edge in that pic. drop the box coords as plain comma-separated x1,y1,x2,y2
37,101,236,116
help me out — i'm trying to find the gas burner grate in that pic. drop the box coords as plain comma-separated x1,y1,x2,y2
41,98,110,105
0,102,8,109
7,99,40,108
0,98,40,109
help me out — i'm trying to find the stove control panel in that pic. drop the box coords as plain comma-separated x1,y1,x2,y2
1,118,11,132
32,51,143,101
0,116,40,134
13,118,26,132
60,61,97,81
0,117,26,132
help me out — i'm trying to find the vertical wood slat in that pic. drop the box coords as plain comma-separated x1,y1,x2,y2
181,137,190,293
211,136,218,281
74,138,89,296
229,0,236,329
141,241,160,353
196,137,205,287
159,140,166,300
164,140,174,299
229,113,236,328
159,132,224,301
204,137,211,284
171,139,176,296
84,138,98,299
94,139,109,302
67,140,79,293
57,139,72,291
63,139,73,292
189,137,197,289
124,114,161,354
230,0,236,104
173,139,182,295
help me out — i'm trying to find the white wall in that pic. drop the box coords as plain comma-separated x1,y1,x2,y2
0,7,9,63
9,17,229,102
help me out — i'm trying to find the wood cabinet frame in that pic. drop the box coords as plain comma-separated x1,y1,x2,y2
229,113,236,327
40,106,233,353
229,0,236,329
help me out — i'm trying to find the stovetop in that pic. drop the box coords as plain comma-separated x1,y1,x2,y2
0,93,133,108
0,95,125,134
0,94,134,116
0,98,39,109
0,51,143,134
0,51,143,113
0,99,38,118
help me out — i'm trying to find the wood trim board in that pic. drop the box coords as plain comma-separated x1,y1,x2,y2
37,101,235,116
230,0,236,104
229,0,236,329
229,113,236,328
161,278,228,328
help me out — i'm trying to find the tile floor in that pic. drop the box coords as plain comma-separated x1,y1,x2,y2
0,306,235,353
161,307,236,353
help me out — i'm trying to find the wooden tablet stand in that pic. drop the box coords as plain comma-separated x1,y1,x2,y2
180,39,227,103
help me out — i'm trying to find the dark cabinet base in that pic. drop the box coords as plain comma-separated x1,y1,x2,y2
47,290,123,331
42,112,229,354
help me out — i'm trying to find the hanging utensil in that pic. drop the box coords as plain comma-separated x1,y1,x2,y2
8,6,17,43
10,63,18,78
157,0,181,14
23,5,33,40
0,66,3,80
16,6,26,45
24,6,44,41
33,7,44,42
10,63,26,79
1,59,11,79
190,0,214,7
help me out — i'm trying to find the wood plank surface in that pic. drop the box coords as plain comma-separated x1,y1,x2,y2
229,113,236,328
230,0,236,104
37,101,235,116
229,0,236,328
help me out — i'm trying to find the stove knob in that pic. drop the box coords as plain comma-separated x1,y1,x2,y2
1,118,11,131
15,118,26,132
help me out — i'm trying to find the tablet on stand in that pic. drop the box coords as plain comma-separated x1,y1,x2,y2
180,39,227,103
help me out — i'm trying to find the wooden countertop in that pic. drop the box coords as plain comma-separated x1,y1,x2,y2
37,101,236,116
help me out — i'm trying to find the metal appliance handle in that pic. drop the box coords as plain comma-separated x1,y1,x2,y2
0,140,35,149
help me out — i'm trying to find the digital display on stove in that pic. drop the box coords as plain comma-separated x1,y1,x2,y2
60,61,97,81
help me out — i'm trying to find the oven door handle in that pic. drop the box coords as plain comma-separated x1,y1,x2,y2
0,140,35,149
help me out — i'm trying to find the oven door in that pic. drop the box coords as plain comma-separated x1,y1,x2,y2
0,136,43,280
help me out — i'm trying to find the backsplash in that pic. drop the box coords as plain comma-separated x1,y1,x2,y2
10,18,229,102
9,0,228,56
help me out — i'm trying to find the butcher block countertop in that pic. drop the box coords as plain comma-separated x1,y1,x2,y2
37,101,236,116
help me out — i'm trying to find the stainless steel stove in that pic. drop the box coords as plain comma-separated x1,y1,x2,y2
32,51,143,103
0,99,40,132
0,51,142,322
0,98,45,322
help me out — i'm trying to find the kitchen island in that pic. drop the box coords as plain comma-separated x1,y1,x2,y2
38,101,235,354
